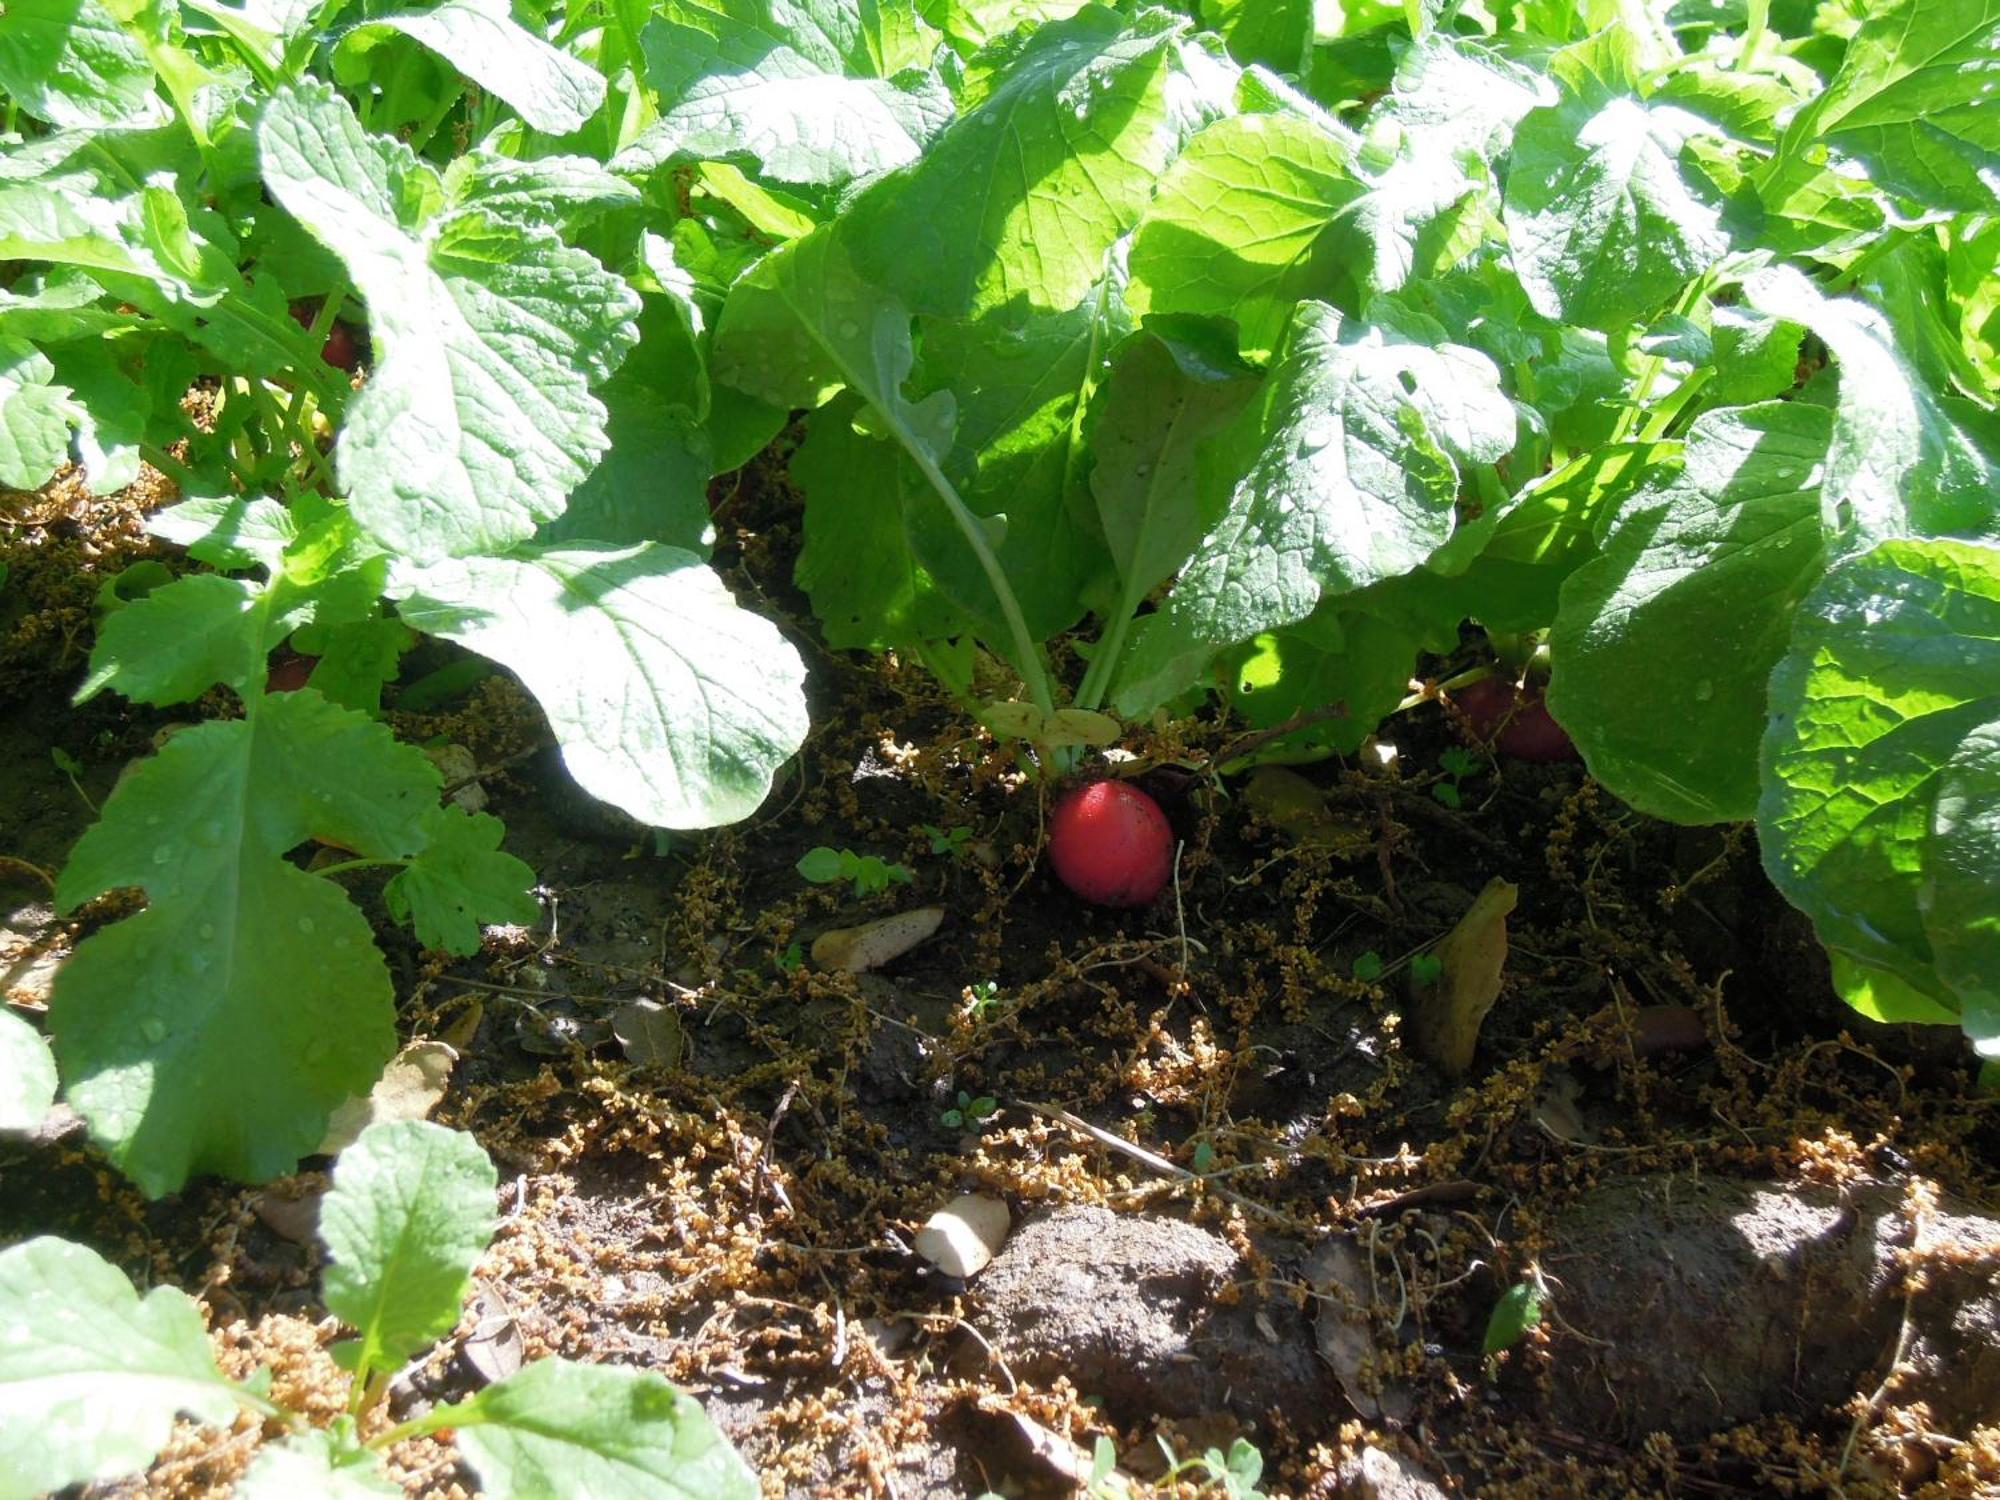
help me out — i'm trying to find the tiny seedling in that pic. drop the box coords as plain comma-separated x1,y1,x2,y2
923,824,974,857
48,748,96,814
776,941,805,973
1410,953,1445,985
939,1090,998,1129
1432,746,1484,809
796,846,915,897
961,979,1002,1020
0,1121,756,1497
1483,1266,1550,1376
1351,950,1385,982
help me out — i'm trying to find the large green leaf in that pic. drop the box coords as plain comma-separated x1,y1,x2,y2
0,1010,57,1133
1745,265,1999,549
50,691,439,1193
1343,36,1553,295
1119,300,1512,706
390,543,809,829
0,1237,243,1500
257,82,641,562
1776,0,2000,216
0,0,160,130
623,0,953,187
839,6,1214,319
1551,403,1832,825
1089,326,1258,632
1929,724,2000,1056
1759,538,2000,1049
372,0,606,135
911,284,1125,639
73,574,268,707
0,336,74,490
321,1121,497,1380
1502,41,1732,330
1125,109,1358,358
450,1359,758,1500
791,395,970,650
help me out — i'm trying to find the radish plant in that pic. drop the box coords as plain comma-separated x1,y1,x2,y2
0,1120,756,1498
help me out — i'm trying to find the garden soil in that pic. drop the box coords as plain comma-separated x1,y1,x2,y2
3,458,1997,1499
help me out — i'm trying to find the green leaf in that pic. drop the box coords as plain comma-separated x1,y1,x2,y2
50,691,440,1193
542,294,715,554
1482,1277,1545,1356
74,574,268,707
911,284,1126,639
1759,537,2000,1048
1744,265,1999,549
320,1120,497,1381
390,543,809,829
238,1431,402,1500
0,1009,57,1133
46,339,148,493
0,337,75,491
1930,723,2000,1055
1126,301,1512,692
449,1358,759,1500
1343,36,1554,295
623,0,953,187
373,0,607,135
442,151,642,232
796,846,843,882
1125,109,1358,358
1198,0,1309,72
1552,403,1832,825
146,494,297,573
791,395,969,649
0,0,160,130
839,7,1211,319
1947,217,2000,402
1502,48,1732,330
1223,608,1423,757
0,1237,243,1500
1775,0,2000,216
713,227,950,451
384,806,539,955
1090,327,1258,629
257,81,641,562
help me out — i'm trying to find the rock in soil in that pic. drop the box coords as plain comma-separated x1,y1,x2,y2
1330,1444,1452,1499
972,1204,1331,1428
1529,1175,2000,1439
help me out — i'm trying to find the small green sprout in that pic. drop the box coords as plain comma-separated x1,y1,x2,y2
1433,745,1483,809
939,1090,998,1129
776,942,804,973
1351,950,1384,982
796,846,914,897
922,823,974,856
961,979,1001,1019
1483,1265,1550,1376
1410,952,1444,984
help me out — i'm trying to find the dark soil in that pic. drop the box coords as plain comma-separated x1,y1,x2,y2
3,462,1997,1500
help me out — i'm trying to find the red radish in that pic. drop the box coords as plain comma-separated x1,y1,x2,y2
318,319,360,372
290,300,363,372
266,650,318,693
1450,677,1577,763
1047,780,1174,908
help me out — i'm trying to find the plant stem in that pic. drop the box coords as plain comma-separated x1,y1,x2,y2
313,856,410,878
903,445,1056,717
